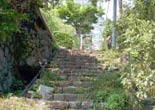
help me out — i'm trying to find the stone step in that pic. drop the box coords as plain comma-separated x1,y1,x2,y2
46,101,93,110
53,61,98,64
57,72,100,77
52,94,85,101
52,59,98,64
55,54,96,57
55,51,93,56
54,70,102,76
49,62,99,67
50,62,98,66
50,64,98,68
54,86,88,94
58,74,97,81
46,66,105,73
56,48,102,55
50,81,92,88
46,67,104,77
53,68,100,71
53,55,97,59
46,69,103,78
25,49,106,110
54,58,98,64
47,68,103,74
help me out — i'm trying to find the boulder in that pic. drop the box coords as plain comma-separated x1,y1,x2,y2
38,84,54,100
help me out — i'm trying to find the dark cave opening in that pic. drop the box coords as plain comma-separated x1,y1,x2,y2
17,65,41,85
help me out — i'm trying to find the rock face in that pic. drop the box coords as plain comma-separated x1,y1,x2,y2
0,45,13,92
22,7,55,67
0,2,56,92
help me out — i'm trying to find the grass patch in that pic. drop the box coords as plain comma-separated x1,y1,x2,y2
104,93,127,110
40,70,61,81
0,97,47,110
89,71,122,100
88,71,129,110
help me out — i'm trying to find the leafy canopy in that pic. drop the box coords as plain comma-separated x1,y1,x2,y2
41,8,79,48
57,0,103,36
0,0,23,41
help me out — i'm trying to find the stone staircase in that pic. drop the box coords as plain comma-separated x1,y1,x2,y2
28,48,105,110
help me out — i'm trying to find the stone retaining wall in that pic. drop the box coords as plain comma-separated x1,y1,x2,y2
0,4,56,92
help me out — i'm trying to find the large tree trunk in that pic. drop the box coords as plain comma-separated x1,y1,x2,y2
76,28,83,50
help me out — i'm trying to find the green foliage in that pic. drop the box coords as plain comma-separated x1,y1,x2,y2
39,70,61,87
120,16,155,100
89,71,129,110
103,50,120,68
103,19,112,37
0,0,23,41
90,0,98,6
0,0,59,94
95,91,109,102
89,71,123,101
104,93,127,110
53,32,79,48
117,0,155,108
41,8,79,48
41,70,61,81
134,0,155,20
57,0,103,36
102,19,112,50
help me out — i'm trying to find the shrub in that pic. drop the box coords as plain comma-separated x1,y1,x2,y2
105,93,127,110
89,71,124,102
95,91,109,102
118,14,155,103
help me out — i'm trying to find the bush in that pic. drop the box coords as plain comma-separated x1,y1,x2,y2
118,14,155,103
116,1,155,108
95,91,109,102
87,70,132,110
89,71,124,102
103,50,120,69
105,93,127,110
53,32,79,49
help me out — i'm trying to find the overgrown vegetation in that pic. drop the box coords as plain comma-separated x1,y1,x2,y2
41,0,103,49
87,48,130,110
89,71,129,110
0,0,59,93
0,97,47,110
0,0,23,40
116,0,155,109
101,0,155,109
42,8,79,48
